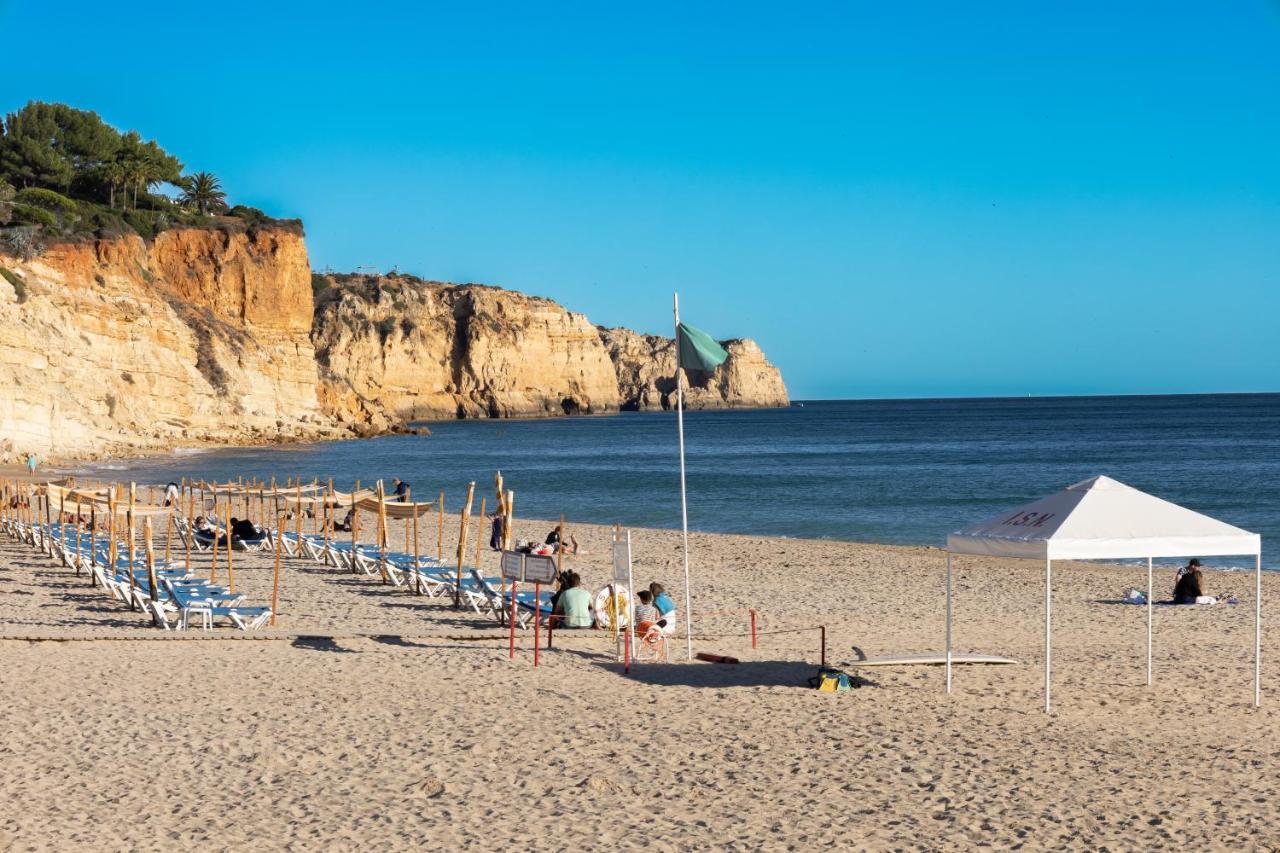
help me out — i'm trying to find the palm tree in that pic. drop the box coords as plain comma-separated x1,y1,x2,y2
179,172,227,215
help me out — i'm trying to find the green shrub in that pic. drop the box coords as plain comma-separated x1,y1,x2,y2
11,204,57,227
123,208,168,240
375,316,397,345
311,272,331,298
228,204,270,225
0,267,28,303
15,187,79,216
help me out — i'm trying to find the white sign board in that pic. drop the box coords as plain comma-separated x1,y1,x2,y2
612,530,632,583
523,554,559,584
500,550,524,581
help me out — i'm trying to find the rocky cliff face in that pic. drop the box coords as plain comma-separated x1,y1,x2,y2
311,275,620,423
0,233,788,461
0,227,339,461
599,327,789,411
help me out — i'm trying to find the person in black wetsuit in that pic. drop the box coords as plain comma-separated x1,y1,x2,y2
1173,559,1205,604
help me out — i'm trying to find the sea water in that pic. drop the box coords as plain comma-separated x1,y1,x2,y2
74,394,1280,568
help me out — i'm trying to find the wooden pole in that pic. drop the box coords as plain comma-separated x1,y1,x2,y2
163,509,173,564
473,497,485,581
226,488,235,593
453,481,476,608
504,490,515,551
184,485,192,574
376,481,388,583
351,480,360,573
403,487,411,554
412,501,422,594
210,488,220,583
271,511,283,626
144,517,158,621
74,497,82,574
437,490,444,561
556,514,565,573
126,483,136,600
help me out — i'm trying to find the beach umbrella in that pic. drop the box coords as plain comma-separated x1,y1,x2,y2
672,293,730,660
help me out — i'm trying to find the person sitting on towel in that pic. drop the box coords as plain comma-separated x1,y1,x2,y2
334,508,354,532
553,572,594,628
229,517,259,540
1173,559,1205,605
650,582,678,635
544,527,581,555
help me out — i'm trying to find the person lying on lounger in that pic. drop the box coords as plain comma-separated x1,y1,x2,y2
229,517,260,540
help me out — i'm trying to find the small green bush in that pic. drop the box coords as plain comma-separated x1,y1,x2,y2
228,205,270,225
0,267,28,303
123,208,167,240
376,316,397,345
11,204,57,227
15,187,79,216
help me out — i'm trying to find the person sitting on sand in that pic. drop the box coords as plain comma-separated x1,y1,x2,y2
553,572,594,629
334,508,355,532
650,582,677,635
633,589,659,626
229,517,259,540
1173,559,1207,605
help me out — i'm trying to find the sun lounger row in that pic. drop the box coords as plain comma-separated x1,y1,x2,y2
5,519,272,632
275,530,554,628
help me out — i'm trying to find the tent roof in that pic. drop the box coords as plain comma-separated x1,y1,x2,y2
946,475,1260,560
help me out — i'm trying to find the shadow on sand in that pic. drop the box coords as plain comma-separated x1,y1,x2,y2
591,658,841,690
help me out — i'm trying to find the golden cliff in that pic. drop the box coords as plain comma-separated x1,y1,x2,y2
0,237,788,461
311,275,620,422
0,227,340,461
311,274,788,425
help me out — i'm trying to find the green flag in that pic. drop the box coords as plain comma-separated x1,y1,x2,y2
676,322,729,372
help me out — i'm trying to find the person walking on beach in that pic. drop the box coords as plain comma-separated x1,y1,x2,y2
25,452,36,476
163,482,180,507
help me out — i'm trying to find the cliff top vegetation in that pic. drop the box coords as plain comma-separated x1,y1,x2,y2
0,101,300,256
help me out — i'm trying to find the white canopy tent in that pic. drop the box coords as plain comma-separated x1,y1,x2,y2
944,475,1262,712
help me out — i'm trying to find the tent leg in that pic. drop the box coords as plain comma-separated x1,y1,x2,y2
945,552,953,694
1147,557,1153,686
1255,552,1262,709
1045,557,1052,714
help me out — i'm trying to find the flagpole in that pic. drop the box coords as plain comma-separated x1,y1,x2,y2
674,291,693,660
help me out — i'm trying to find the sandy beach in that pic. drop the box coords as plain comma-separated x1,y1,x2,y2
0,510,1276,851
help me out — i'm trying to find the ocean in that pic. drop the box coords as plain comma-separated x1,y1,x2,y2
74,394,1280,568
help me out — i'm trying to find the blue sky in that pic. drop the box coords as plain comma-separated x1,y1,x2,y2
3,1,1278,399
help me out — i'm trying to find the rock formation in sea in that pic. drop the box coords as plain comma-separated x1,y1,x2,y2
0,231,788,460
599,326,789,411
